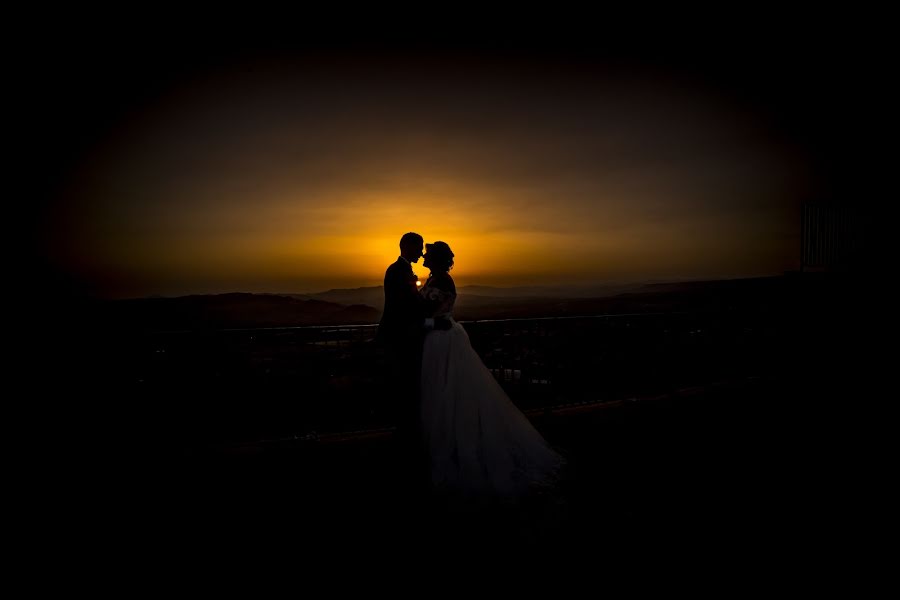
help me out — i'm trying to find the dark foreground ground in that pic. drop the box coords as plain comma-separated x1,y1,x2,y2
28,273,882,579
64,372,872,568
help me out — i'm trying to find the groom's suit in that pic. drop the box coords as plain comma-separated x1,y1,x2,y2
376,257,426,352
376,257,428,453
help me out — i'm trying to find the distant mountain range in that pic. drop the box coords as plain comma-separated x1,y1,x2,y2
96,276,794,332
286,281,659,311
100,293,380,331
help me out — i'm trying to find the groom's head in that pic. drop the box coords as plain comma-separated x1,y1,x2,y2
399,232,424,263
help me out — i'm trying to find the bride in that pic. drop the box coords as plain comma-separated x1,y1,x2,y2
419,241,565,502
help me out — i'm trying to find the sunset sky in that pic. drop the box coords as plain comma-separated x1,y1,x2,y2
30,16,880,299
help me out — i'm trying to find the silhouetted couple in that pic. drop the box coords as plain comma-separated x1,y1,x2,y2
376,232,564,505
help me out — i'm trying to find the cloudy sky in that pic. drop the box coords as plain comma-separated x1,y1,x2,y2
29,14,882,298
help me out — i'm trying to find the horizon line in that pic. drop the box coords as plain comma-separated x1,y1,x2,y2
103,273,795,301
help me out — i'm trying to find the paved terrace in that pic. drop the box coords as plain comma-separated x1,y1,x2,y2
53,289,864,561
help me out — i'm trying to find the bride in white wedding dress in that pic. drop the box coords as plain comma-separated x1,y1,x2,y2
419,242,565,502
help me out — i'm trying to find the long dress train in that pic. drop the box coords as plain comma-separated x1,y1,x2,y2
420,282,565,501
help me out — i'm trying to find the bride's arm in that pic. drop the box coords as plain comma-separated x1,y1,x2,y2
421,286,445,317
421,275,457,317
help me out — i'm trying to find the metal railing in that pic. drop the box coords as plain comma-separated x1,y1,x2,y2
801,203,857,272
107,310,788,445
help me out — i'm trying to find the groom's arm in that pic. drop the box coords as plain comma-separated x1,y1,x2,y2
386,268,448,331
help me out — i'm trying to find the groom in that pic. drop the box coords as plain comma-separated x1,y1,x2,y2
376,232,449,474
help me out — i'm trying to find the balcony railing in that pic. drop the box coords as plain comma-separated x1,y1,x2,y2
101,310,789,446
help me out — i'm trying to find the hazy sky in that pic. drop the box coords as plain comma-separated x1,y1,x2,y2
31,18,878,298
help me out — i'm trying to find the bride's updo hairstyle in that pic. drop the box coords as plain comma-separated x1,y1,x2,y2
424,241,454,272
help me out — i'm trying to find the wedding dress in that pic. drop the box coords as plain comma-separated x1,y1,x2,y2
419,277,565,501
